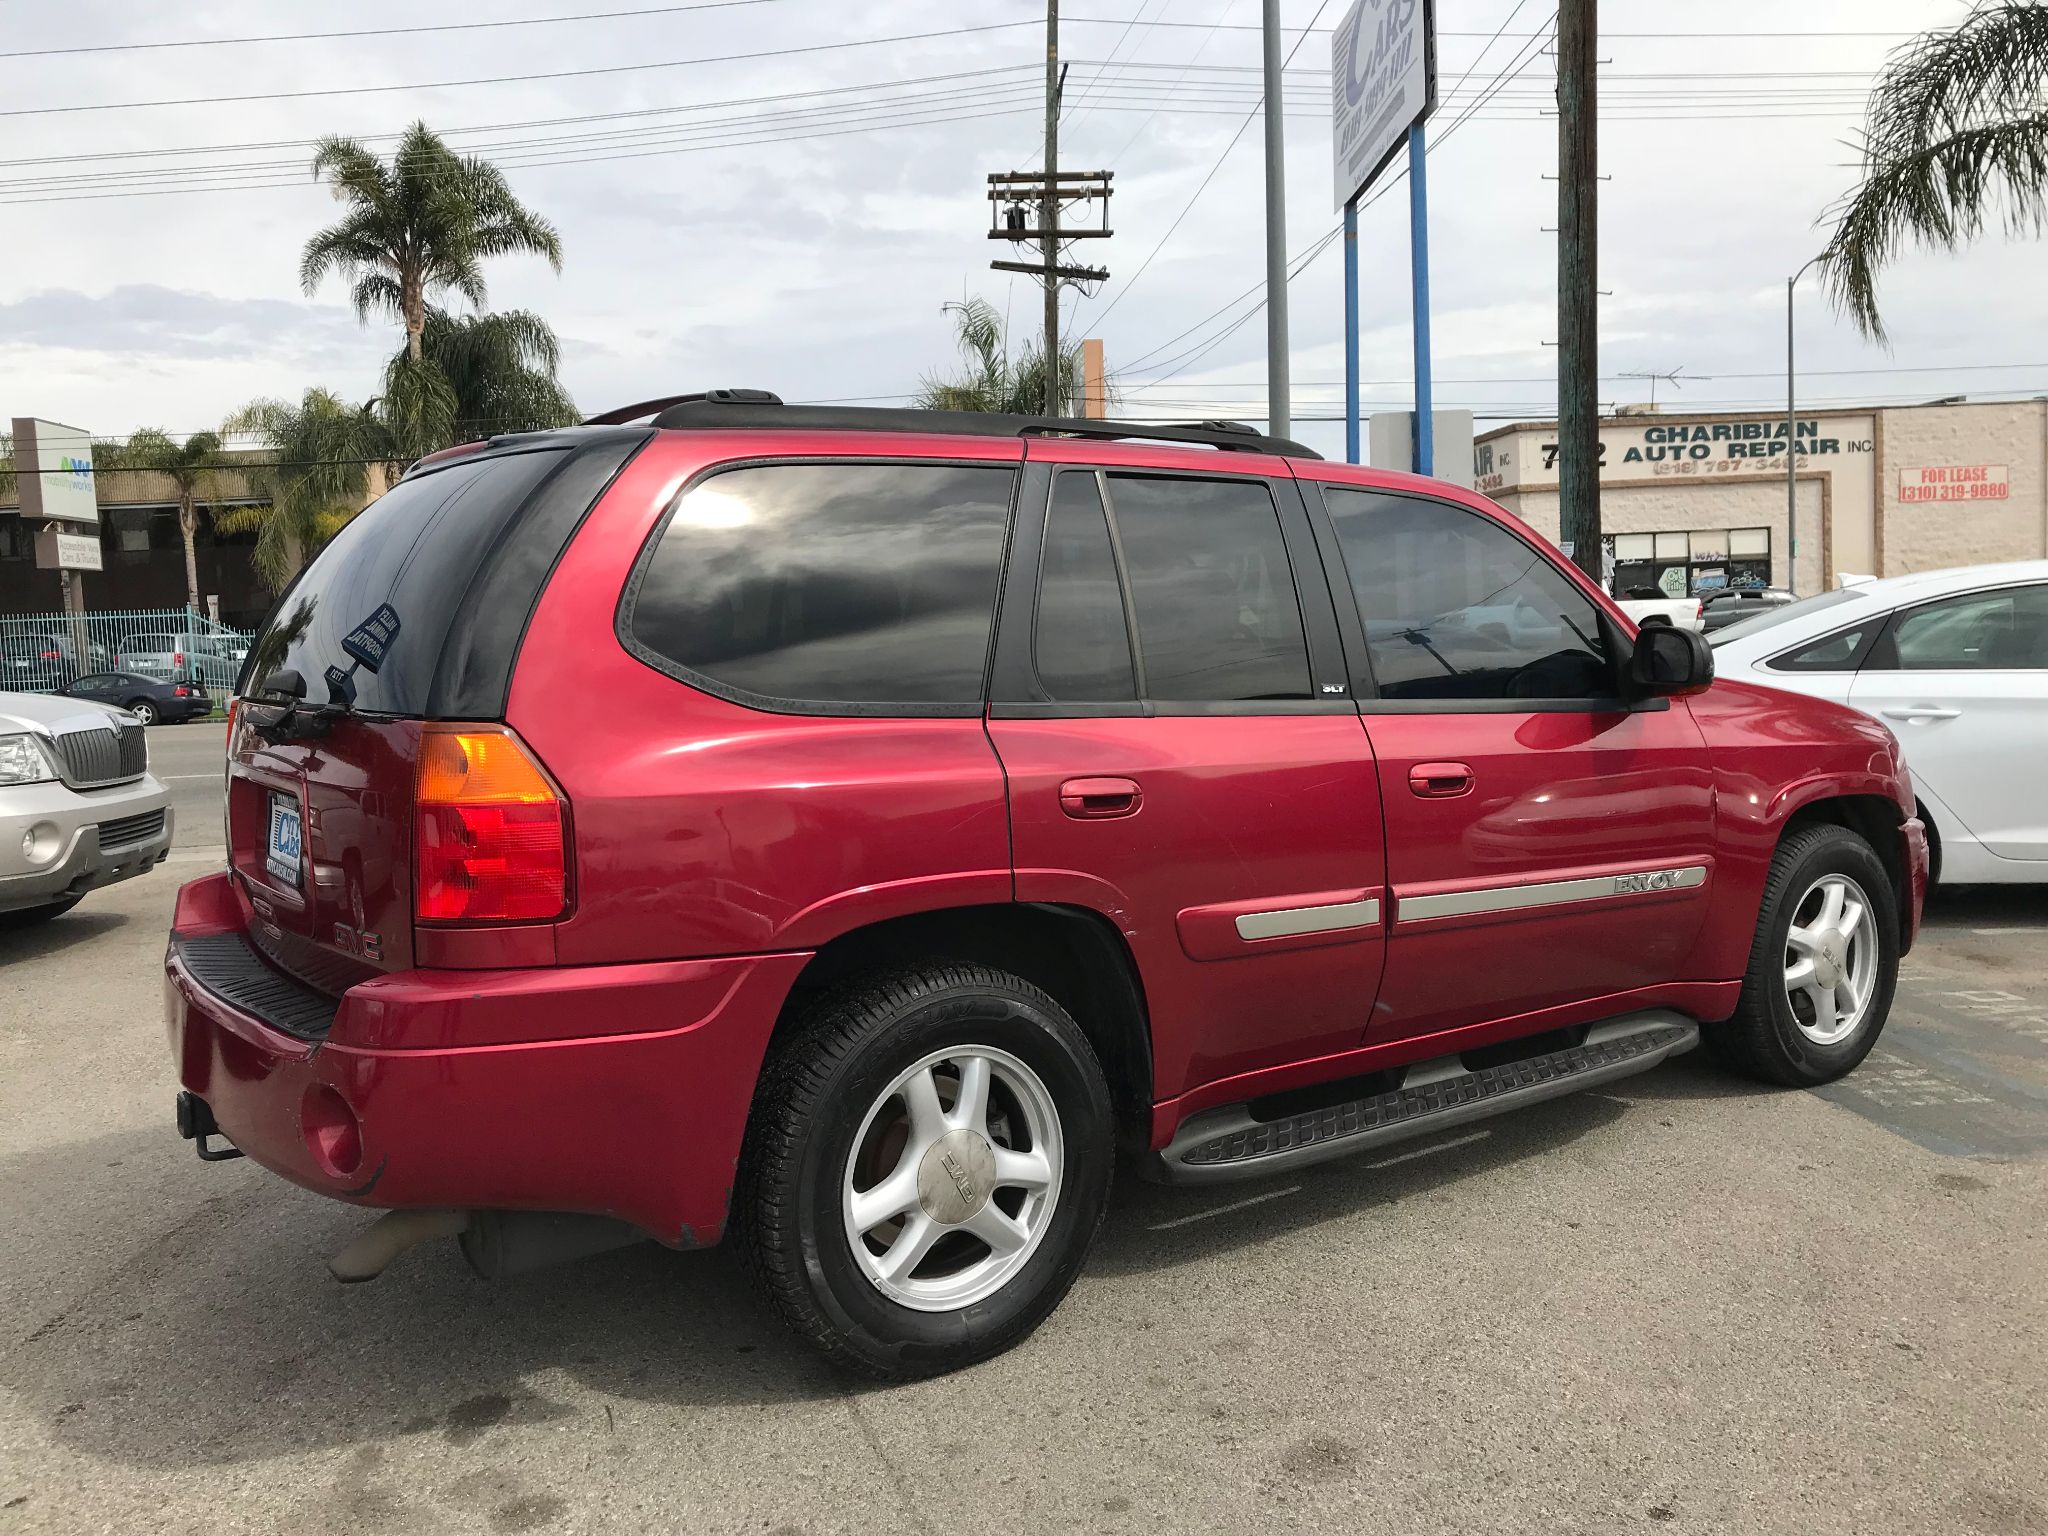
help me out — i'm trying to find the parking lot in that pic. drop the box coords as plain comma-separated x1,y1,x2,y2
2,725,2043,1536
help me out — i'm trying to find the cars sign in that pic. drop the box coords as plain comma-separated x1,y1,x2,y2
1331,0,1436,210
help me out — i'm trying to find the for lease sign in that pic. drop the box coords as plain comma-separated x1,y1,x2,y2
1899,465,2009,503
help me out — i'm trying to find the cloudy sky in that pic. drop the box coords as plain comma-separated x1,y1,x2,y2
3,0,2034,461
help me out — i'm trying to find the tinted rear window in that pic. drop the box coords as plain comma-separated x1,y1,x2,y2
625,462,1015,710
243,449,565,714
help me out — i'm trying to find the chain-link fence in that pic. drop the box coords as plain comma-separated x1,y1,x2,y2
1,608,253,704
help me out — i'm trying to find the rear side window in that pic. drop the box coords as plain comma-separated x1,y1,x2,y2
1768,625,1875,673
626,462,1015,710
1324,487,1615,703
244,448,566,715
1106,474,1312,701
1034,473,1137,701
1879,584,2048,670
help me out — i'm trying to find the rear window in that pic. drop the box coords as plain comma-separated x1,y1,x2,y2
624,462,1015,712
243,448,566,715
1709,586,1865,646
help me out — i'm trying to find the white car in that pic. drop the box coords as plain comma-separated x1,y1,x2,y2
1709,560,2048,883
1617,595,1704,631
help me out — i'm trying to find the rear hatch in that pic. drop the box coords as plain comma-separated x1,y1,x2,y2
226,431,648,991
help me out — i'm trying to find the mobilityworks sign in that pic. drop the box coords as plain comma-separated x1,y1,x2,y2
1331,0,1436,210
9,416,99,527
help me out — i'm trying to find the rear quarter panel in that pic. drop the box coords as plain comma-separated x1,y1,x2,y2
507,430,1022,967
1679,677,1912,980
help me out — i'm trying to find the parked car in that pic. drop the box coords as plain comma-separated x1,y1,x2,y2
1711,560,2048,883
114,631,240,691
1,630,111,691
1700,587,1797,632
165,397,1925,1378
61,671,212,727
1,689,174,926
1616,594,1704,631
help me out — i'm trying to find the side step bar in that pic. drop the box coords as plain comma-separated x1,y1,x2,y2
1152,1012,1699,1185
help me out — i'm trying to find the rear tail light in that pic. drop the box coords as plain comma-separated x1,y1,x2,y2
414,726,567,923
39,650,60,661
174,684,190,697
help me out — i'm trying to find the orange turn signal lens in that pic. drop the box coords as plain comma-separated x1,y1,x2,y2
414,726,567,924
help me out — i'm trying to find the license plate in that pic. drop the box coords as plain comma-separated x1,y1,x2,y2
266,794,303,887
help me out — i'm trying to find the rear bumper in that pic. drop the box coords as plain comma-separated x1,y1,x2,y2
1900,815,1929,954
165,872,809,1244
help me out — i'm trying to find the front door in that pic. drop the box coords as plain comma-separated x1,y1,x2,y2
985,453,1387,1101
1312,482,1719,1044
1850,581,2048,862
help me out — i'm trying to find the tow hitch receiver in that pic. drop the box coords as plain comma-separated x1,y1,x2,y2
175,1091,244,1162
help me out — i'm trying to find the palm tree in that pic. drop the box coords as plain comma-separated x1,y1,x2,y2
219,390,391,589
109,429,231,612
1819,2,2048,342
300,121,564,364
915,297,1088,414
383,308,578,456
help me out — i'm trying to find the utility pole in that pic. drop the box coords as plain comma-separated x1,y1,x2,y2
987,6,1110,419
1042,0,1061,416
1262,0,1291,440
1556,0,1600,583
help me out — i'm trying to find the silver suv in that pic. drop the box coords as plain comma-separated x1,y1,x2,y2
114,632,241,692
0,691,174,926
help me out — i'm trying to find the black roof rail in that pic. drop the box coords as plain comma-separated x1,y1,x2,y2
583,388,783,426
614,395,1319,458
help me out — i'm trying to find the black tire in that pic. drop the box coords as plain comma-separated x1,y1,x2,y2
1709,823,1899,1087
0,897,81,930
125,699,158,726
736,964,1114,1380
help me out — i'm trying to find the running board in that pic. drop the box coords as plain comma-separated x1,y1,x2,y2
1152,1012,1699,1185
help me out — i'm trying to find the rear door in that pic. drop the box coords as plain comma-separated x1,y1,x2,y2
985,448,1386,1100
1850,581,2048,862
1309,482,1717,1044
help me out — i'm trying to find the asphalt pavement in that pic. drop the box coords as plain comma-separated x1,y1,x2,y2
2,732,2043,1535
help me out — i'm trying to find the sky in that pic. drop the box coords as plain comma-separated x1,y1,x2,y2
2,0,2036,463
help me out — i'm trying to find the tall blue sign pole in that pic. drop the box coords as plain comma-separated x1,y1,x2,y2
1333,0,1436,475
1344,197,1360,464
1408,119,1432,476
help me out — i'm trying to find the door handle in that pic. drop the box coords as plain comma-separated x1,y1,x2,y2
1059,777,1142,819
1881,705,1961,721
1409,761,1474,798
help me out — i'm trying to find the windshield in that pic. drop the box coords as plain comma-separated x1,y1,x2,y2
1708,586,1867,646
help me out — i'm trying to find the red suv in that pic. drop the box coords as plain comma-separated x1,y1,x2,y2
166,394,1927,1377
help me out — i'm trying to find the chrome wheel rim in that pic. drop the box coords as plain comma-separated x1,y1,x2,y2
1783,872,1879,1046
841,1045,1062,1313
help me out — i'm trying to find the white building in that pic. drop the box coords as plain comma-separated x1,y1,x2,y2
1473,398,2048,596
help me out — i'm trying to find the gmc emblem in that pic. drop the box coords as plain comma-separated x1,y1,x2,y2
331,922,383,960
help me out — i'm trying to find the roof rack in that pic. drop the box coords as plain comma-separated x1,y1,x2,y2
585,391,1319,458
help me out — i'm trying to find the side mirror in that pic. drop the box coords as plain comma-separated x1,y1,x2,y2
1629,624,1714,696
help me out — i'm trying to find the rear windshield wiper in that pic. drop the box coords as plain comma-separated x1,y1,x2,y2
247,668,352,743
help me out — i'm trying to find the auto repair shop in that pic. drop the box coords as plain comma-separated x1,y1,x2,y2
1472,397,2048,596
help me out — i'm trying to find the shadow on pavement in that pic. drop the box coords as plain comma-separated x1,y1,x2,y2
1921,885,2048,931
0,908,129,963
1,1081,1677,1467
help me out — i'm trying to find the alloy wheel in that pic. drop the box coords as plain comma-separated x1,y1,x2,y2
841,1045,1063,1312
1783,872,1879,1046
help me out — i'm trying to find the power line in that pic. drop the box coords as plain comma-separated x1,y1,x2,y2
0,9,1915,60
1113,14,1556,380
0,63,1037,170
1080,0,1336,330
0,18,1049,118
0,0,794,58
